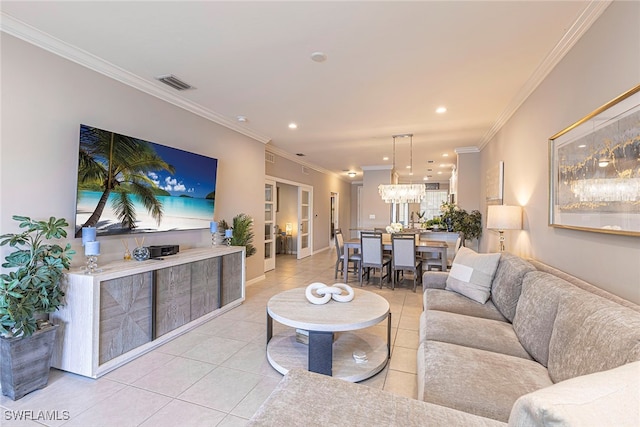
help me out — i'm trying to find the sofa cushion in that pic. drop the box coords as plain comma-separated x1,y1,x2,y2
419,310,532,359
547,291,640,383
491,253,536,322
445,248,501,303
512,272,580,367
424,289,507,322
249,369,506,427
418,340,553,422
508,361,640,427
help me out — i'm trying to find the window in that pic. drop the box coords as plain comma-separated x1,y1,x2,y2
420,191,449,220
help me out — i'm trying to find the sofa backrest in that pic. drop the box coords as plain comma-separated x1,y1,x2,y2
490,253,537,322
512,271,582,367
547,290,640,383
528,259,640,313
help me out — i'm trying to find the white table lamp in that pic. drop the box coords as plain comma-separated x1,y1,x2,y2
487,205,522,252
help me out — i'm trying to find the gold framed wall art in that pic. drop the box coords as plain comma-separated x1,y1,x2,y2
548,84,640,236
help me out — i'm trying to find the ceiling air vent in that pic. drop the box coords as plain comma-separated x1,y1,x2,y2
154,74,194,91
265,152,275,164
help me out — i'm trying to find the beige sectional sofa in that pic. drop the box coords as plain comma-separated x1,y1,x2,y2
249,251,640,426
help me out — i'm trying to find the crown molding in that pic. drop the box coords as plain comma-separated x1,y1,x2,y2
477,0,612,150
454,146,480,154
265,145,350,182
361,165,394,171
0,12,272,144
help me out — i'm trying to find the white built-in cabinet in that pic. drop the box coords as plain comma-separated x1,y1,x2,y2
51,247,245,378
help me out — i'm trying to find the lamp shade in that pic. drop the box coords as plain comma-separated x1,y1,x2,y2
487,205,522,230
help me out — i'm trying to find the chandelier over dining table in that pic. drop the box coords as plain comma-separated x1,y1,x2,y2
378,133,426,203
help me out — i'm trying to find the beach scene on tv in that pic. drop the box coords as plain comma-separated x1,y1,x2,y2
75,124,217,237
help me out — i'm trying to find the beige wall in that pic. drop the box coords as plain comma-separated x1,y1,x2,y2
456,151,481,211
361,167,393,228
1,34,266,282
265,150,352,252
479,1,640,304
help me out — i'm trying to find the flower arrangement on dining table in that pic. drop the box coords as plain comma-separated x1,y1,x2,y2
385,222,404,233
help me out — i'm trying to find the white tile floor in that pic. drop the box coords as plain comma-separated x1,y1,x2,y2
0,250,422,426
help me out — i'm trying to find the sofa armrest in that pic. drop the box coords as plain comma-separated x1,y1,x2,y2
508,361,639,427
250,369,505,426
423,271,449,290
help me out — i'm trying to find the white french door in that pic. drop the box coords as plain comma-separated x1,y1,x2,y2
264,179,276,272
297,185,312,259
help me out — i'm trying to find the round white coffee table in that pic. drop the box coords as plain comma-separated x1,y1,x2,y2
266,287,391,382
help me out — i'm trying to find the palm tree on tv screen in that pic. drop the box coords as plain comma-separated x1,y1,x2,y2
75,127,175,237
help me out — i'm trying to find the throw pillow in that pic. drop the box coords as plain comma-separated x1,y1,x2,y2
445,247,501,304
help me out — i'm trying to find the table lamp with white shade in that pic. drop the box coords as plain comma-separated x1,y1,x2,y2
487,205,522,252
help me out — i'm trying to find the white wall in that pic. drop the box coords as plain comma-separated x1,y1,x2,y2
0,34,266,282
479,1,640,304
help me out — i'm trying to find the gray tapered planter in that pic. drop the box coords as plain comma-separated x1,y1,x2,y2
0,324,58,400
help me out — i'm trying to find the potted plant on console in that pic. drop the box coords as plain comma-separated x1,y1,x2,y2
0,215,75,400
219,213,257,257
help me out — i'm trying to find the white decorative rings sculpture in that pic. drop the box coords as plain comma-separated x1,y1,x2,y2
305,282,355,304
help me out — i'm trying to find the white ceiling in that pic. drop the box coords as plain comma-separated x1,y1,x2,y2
1,1,606,182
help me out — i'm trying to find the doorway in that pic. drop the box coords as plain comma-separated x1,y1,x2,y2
265,176,314,272
330,192,339,247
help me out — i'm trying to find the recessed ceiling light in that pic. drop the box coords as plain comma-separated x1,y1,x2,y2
296,153,305,157
437,171,443,174
310,52,327,62
236,115,247,122
383,156,389,161
578,144,586,148
406,165,411,169
442,153,449,157
436,106,447,114
288,123,298,129
439,164,447,167
347,171,356,178
423,176,429,181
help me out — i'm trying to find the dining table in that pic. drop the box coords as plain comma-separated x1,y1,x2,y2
342,234,448,283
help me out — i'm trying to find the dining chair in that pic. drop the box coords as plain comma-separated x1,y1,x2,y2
391,233,423,292
359,232,391,288
334,229,361,282
424,232,464,271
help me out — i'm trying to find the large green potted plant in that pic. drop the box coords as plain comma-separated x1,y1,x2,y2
440,202,482,245
219,213,257,257
0,215,75,400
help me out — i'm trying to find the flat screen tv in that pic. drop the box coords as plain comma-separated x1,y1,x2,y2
74,124,217,237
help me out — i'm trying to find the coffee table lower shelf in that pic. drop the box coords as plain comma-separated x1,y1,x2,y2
267,330,388,382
